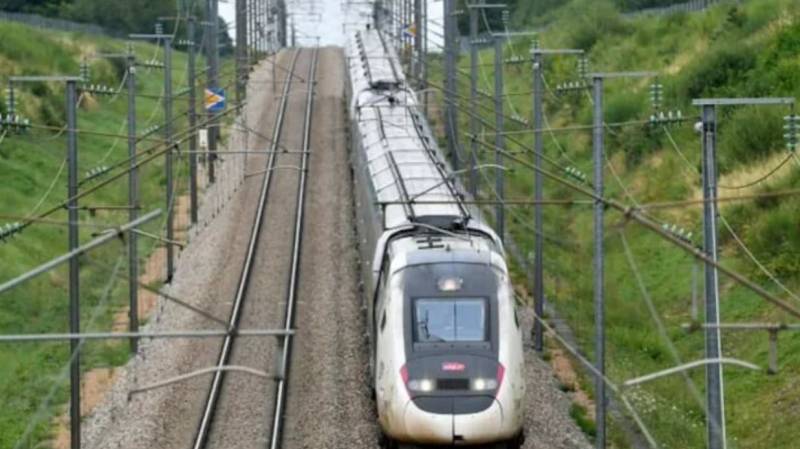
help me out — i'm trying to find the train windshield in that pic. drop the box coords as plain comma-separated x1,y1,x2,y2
413,298,487,343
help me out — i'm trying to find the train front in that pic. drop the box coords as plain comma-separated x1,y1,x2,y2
378,236,526,447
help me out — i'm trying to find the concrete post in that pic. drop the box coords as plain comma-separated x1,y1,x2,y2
592,75,606,449
164,36,175,282
532,50,544,352
126,52,140,354
468,6,479,198
66,79,81,449
493,37,505,241
701,103,726,449
187,18,199,225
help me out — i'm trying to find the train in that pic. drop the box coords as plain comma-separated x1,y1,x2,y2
344,11,527,449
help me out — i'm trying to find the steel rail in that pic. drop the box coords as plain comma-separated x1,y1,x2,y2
191,48,304,449
269,46,319,449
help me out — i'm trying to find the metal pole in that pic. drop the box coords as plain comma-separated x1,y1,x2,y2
188,18,199,225
532,49,544,352
291,17,296,47
261,0,267,52
444,0,459,170
422,0,429,116
207,0,219,184
592,75,606,449
414,0,422,87
494,37,504,241
248,0,254,62
701,103,726,449
468,5,479,198
257,0,262,55
66,79,81,449
236,0,247,106
126,51,140,354
164,36,175,282
279,0,287,47
406,0,412,69
255,0,261,54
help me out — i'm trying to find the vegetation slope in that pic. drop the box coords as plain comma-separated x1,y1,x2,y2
0,21,233,447
434,0,800,447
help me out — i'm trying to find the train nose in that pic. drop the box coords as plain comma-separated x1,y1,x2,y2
402,396,504,445
402,399,454,444
452,399,504,444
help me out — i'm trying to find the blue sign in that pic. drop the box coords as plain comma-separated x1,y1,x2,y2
205,88,226,113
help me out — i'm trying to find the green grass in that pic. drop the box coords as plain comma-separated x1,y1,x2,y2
0,21,235,447
430,0,800,447
571,403,598,438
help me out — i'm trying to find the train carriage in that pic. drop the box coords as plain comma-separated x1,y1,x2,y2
346,22,526,448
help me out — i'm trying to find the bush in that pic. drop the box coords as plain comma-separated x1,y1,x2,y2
558,0,631,50
748,201,800,279
751,22,800,95
676,43,758,99
718,106,784,171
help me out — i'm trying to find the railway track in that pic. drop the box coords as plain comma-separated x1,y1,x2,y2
190,46,319,449
269,45,318,449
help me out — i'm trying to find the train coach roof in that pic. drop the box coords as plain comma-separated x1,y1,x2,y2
388,234,507,274
350,29,405,90
356,90,470,230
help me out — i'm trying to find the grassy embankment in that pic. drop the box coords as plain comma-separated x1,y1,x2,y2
431,0,800,447
0,21,234,447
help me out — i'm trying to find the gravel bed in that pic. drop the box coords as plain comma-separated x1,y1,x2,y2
279,47,378,449
203,49,313,448
80,51,294,449
519,309,594,449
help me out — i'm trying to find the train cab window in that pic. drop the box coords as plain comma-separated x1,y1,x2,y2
413,298,487,343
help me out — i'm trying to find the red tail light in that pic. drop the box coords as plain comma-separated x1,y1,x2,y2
400,364,409,384
495,364,506,397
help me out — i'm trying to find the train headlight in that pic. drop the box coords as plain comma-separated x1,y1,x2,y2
437,277,463,292
408,378,435,392
471,378,499,391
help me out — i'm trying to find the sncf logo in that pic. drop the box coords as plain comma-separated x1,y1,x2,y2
442,362,465,372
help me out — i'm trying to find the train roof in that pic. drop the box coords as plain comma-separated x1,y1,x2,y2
351,29,405,90
349,27,504,263
356,89,474,229
388,232,508,274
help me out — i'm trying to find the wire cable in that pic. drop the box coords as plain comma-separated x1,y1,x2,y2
11,254,125,449
619,231,705,409
718,212,800,304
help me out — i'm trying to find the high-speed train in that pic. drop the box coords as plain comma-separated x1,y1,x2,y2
345,12,527,449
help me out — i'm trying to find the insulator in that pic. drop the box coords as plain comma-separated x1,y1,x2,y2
6,83,15,116
0,222,23,241
80,61,90,83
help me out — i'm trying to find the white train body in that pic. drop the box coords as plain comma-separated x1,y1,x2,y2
345,13,526,447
